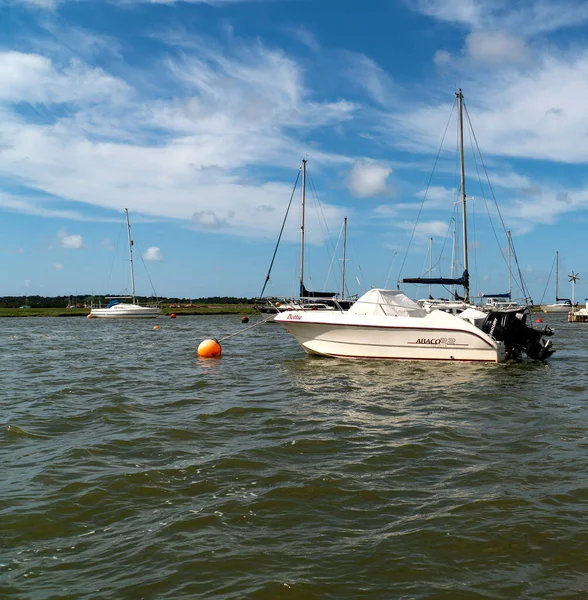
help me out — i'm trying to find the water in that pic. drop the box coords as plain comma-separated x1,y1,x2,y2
1,314,588,599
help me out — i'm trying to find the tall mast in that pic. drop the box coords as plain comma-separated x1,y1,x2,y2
451,219,457,298
555,250,559,301
125,208,136,304
342,216,347,300
507,230,512,299
457,89,470,301
429,237,433,298
299,159,306,298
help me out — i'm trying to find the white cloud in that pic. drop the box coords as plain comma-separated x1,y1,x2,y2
102,238,114,250
53,263,64,270
193,210,231,229
397,219,450,238
143,246,163,261
433,50,452,66
346,159,392,198
411,0,588,36
0,51,130,104
384,51,588,164
58,228,85,248
412,0,484,29
465,31,527,64
0,38,355,241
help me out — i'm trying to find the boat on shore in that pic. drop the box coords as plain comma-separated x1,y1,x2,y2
88,209,161,320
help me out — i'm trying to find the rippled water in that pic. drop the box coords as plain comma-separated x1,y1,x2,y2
2,314,588,599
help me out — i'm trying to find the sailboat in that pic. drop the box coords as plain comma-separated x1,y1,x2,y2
88,209,161,319
542,251,573,313
274,90,555,362
256,159,352,318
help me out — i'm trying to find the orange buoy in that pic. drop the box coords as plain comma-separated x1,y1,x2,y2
275,301,281,308
241,316,249,323
153,325,160,329
536,318,543,323
170,313,176,319
198,338,222,358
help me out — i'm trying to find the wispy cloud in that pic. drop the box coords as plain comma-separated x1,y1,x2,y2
411,0,588,36
0,35,354,240
343,52,396,106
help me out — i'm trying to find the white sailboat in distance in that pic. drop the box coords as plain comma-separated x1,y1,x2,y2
542,251,574,313
275,90,555,362
88,209,161,319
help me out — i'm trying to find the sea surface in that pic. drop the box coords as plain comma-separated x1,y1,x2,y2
1,314,587,599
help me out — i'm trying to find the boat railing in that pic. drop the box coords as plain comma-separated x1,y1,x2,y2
255,295,355,313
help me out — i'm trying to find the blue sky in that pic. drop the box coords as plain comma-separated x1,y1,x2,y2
1,0,587,303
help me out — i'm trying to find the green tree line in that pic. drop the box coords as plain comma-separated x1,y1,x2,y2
0,295,258,308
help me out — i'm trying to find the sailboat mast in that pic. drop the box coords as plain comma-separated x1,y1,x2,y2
342,216,347,300
429,237,433,298
555,250,559,301
300,159,306,298
451,220,457,298
457,89,470,301
507,230,512,299
125,208,136,304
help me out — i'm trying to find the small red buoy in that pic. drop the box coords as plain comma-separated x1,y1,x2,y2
170,313,176,319
241,316,249,323
536,318,543,323
198,338,222,358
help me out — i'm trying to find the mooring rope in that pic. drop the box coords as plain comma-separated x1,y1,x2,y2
218,315,276,342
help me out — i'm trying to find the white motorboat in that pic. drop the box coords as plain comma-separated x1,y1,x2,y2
89,209,161,319
275,288,554,362
276,288,508,362
275,91,555,362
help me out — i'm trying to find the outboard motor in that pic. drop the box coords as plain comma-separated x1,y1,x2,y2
481,311,555,361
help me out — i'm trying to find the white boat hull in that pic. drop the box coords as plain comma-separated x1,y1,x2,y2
88,303,161,319
542,304,572,313
276,310,505,363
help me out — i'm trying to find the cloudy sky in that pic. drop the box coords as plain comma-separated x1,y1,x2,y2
1,0,586,302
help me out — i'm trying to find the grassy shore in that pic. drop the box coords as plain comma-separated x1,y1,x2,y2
0,304,258,318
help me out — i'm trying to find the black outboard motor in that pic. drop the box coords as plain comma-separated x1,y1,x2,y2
481,311,555,361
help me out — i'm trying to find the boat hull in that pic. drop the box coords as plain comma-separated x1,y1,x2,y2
88,304,161,319
276,312,505,363
542,304,572,313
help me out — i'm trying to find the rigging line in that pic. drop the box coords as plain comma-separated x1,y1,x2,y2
307,170,339,291
383,251,398,289
105,222,124,291
432,209,457,276
397,97,456,284
259,168,301,298
133,241,159,300
463,101,533,301
324,222,344,293
465,107,522,297
539,254,557,305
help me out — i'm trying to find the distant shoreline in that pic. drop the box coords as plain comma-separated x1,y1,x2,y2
0,304,258,318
